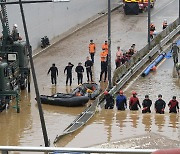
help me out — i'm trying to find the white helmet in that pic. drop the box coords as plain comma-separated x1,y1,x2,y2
164,19,167,23
14,24,18,28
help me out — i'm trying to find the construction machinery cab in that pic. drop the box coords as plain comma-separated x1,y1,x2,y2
0,53,19,91
123,0,156,15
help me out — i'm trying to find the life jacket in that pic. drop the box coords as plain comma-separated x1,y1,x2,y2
129,96,139,108
76,92,82,96
102,43,108,55
169,100,178,110
100,51,107,62
89,43,96,53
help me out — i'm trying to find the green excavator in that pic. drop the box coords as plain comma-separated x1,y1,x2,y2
0,0,30,113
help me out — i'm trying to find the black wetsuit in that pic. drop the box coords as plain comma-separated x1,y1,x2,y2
168,100,179,113
104,94,114,109
64,64,74,86
75,65,84,85
155,99,166,114
47,66,58,85
85,60,93,82
142,99,152,113
99,61,108,82
171,45,179,64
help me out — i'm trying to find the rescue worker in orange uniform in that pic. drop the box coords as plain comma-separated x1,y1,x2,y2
89,40,96,63
99,49,108,82
102,41,108,62
129,91,141,110
162,19,168,30
150,22,156,39
168,96,179,113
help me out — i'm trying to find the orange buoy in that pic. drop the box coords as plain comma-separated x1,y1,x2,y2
151,66,157,71
76,92,82,96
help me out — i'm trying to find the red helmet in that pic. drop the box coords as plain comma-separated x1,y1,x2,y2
132,91,137,95
104,91,108,95
119,90,123,94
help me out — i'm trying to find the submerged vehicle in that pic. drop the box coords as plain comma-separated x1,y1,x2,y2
72,83,101,100
40,93,89,107
0,1,30,112
123,0,156,15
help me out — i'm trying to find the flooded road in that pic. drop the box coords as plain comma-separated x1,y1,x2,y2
55,56,180,148
0,0,179,150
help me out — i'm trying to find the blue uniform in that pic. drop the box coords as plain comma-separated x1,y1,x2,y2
116,94,127,110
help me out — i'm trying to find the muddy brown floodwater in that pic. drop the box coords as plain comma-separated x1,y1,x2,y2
0,0,179,151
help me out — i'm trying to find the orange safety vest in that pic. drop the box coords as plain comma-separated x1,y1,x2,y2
89,43,96,53
102,43,108,55
100,51,107,62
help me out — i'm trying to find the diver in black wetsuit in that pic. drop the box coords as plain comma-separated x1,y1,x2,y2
142,95,152,113
47,63,58,85
155,94,166,114
64,62,74,86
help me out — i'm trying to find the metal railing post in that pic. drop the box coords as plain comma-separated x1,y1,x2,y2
108,0,112,89
148,0,151,49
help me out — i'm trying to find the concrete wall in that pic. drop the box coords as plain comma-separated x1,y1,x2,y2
2,0,118,52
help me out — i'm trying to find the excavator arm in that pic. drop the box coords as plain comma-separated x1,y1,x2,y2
0,0,13,52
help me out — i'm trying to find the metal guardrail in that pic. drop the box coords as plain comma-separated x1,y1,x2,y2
112,18,180,90
0,146,156,153
159,25,180,47
110,43,160,96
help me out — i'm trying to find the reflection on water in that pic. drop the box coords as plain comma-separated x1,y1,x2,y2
0,90,31,146
116,111,127,129
169,114,179,129
65,86,73,94
142,114,152,132
51,85,57,95
154,114,165,132
103,110,114,142
172,65,178,78
61,108,180,148
129,111,139,128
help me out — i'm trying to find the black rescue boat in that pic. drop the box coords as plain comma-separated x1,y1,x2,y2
40,93,89,107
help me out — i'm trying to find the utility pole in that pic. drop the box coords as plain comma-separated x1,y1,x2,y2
108,0,112,89
179,0,180,24
148,0,151,49
18,0,49,147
